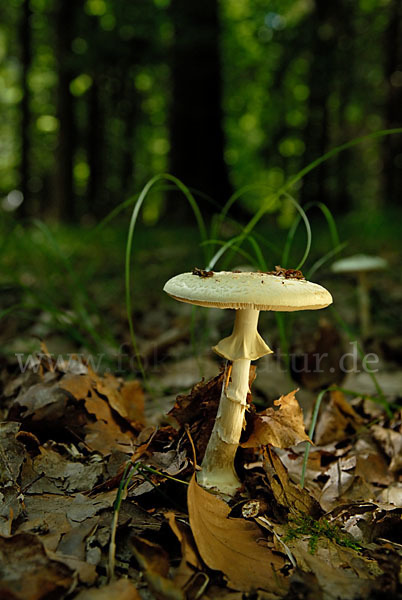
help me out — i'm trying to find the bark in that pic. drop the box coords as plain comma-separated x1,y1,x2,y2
53,0,77,221
335,2,355,213
301,1,338,209
169,0,232,216
87,78,103,217
382,0,402,205
19,0,32,216
121,77,139,196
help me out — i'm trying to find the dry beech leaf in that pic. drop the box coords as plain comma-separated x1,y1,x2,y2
74,579,142,600
95,374,145,425
370,425,402,472
187,475,288,594
319,456,358,512
129,536,185,600
314,390,364,445
60,370,145,426
0,422,26,486
295,543,378,600
166,511,202,590
263,447,321,517
0,533,73,600
84,394,136,454
58,373,93,400
242,389,311,449
166,511,202,570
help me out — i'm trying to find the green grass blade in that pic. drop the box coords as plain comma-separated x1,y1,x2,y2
300,388,328,488
280,193,312,270
225,128,402,247
311,202,340,248
283,201,341,272
306,242,348,279
210,184,276,249
284,128,402,192
246,235,268,270
205,235,246,270
203,238,256,267
211,188,312,273
125,174,208,378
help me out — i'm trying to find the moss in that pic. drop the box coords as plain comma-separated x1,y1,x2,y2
284,514,362,555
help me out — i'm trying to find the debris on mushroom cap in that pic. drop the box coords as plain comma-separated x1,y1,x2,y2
192,267,214,278
263,265,305,280
163,271,333,311
332,254,388,274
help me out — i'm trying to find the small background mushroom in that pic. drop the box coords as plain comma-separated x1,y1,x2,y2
331,254,388,338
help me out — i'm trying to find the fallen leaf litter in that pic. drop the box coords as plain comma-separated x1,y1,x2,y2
0,344,401,599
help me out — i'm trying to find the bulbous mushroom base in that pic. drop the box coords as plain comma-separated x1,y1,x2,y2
197,438,242,495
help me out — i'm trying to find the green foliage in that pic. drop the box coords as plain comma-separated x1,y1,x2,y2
1,0,401,218
285,515,362,554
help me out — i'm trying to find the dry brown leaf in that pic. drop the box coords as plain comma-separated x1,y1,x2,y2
57,517,99,559
60,370,145,426
371,425,402,472
170,367,256,464
294,542,379,600
74,579,142,600
32,446,104,492
377,482,402,506
166,511,202,590
166,511,202,569
84,394,136,454
354,436,395,486
0,422,26,486
10,369,141,456
94,373,144,425
319,456,357,512
48,550,97,584
119,379,145,424
0,533,73,600
169,370,225,461
129,536,185,600
314,390,364,445
187,475,288,594
59,373,93,399
263,448,321,517
242,389,311,449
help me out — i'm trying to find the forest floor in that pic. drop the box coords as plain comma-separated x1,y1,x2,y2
1,214,402,599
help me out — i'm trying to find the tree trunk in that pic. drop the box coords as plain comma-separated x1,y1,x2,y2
383,0,402,205
169,0,232,216
121,77,139,196
301,1,336,209
335,2,355,213
19,0,32,217
87,78,103,218
53,0,76,221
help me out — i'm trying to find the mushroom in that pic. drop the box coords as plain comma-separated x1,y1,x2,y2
163,270,332,495
331,254,387,338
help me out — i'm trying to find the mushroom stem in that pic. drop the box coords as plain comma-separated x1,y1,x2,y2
198,358,250,494
357,271,371,338
198,308,271,495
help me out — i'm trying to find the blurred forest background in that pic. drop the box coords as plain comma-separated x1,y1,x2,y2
1,0,402,364
1,0,402,222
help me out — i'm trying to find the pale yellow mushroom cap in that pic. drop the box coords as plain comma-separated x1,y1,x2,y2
163,271,333,312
